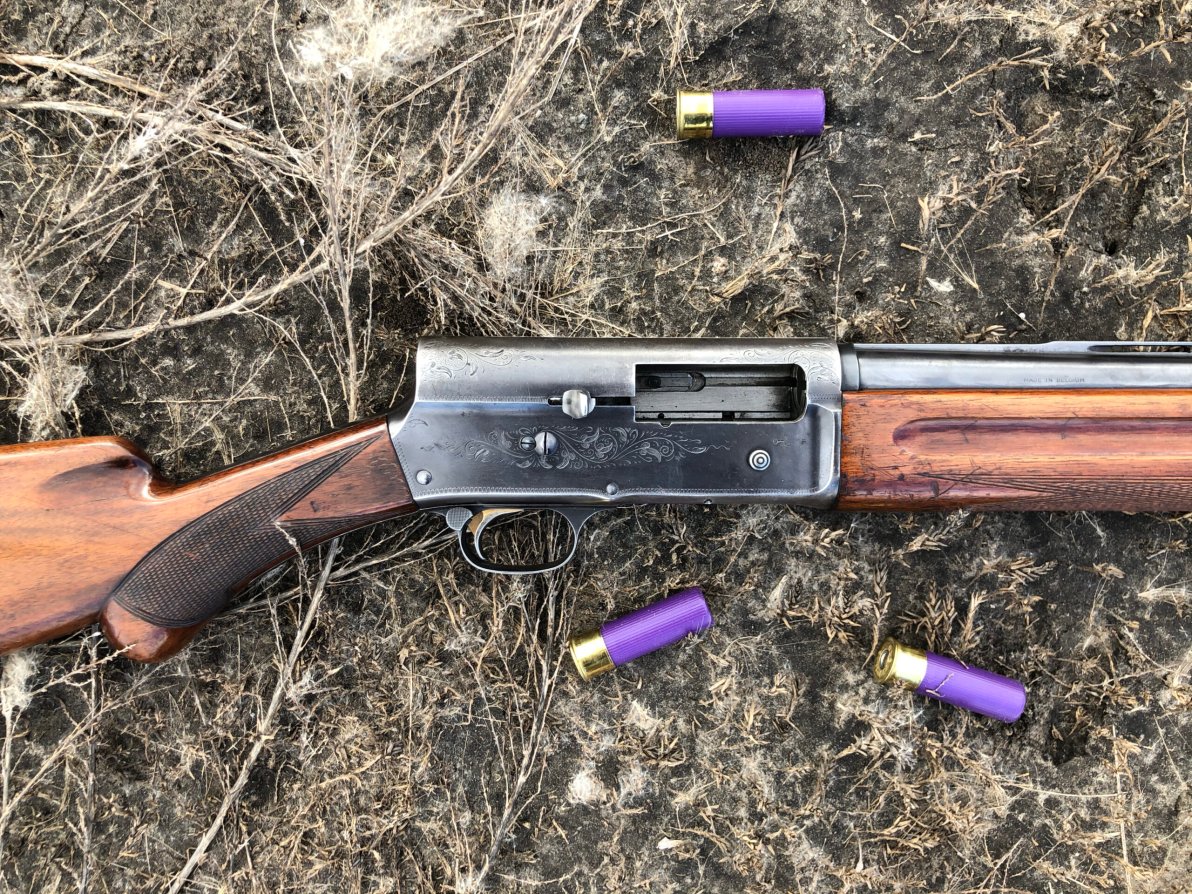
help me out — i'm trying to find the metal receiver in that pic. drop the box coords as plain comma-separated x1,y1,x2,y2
387,338,843,573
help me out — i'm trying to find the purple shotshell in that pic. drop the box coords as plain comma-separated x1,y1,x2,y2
569,588,714,678
712,89,825,138
601,587,713,667
676,89,825,140
874,637,1027,723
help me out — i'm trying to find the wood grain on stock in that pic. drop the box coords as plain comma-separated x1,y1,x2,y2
837,389,1192,511
0,417,415,662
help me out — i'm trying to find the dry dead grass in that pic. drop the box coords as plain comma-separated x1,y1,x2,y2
0,0,1189,891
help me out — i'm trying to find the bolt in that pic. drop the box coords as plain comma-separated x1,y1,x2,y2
415,469,432,485
605,482,619,496
561,389,596,419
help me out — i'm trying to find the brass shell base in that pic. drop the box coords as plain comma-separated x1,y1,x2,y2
873,637,928,689
569,630,615,680
675,90,714,139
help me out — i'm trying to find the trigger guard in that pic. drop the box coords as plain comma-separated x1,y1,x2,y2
454,507,598,575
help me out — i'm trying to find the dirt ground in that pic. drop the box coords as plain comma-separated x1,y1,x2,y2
1,1,1190,891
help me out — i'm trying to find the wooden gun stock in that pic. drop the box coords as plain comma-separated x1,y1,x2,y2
0,418,415,662
837,389,1192,511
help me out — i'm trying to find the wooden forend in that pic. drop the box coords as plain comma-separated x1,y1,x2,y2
0,417,415,661
836,389,1192,512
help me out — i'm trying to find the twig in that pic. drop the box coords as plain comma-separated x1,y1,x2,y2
0,98,308,182
916,48,1047,101
827,175,848,335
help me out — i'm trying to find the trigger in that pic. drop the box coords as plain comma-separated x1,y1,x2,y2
464,507,524,538
439,505,523,535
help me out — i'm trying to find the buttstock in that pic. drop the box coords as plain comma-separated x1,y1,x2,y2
837,389,1192,511
0,418,416,661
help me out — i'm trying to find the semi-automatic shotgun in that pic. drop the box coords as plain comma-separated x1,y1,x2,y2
2,338,1191,661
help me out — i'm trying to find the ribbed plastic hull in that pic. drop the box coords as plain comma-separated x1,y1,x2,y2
712,89,824,137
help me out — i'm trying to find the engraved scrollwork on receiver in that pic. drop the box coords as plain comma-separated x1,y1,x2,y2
717,343,836,383
437,426,727,470
426,347,542,379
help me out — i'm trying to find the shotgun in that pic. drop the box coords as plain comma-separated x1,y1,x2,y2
2,337,1191,661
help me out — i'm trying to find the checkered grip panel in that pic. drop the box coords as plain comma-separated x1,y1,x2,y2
112,439,371,628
